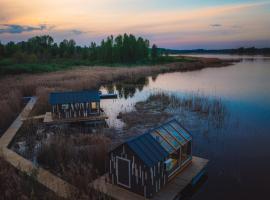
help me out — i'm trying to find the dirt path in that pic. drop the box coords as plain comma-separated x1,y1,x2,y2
0,97,74,199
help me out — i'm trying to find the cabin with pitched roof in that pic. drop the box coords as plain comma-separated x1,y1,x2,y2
49,90,102,120
107,119,192,198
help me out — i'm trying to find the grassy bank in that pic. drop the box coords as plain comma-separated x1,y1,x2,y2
0,56,193,75
0,59,93,75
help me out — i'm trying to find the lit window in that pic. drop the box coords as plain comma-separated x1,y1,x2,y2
62,104,69,109
91,102,97,109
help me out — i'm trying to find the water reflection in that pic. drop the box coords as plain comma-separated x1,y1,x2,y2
100,55,270,199
101,57,270,129
103,76,149,99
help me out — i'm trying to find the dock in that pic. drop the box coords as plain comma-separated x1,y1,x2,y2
100,93,117,99
93,156,208,200
43,111,108,124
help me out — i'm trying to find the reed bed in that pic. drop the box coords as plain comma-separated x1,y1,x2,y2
0,57,233,135
11,119,113,199
121,92,227,129
36,132,111,199
0,157,61,200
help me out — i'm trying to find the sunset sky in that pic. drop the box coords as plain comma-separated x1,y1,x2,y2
0,0,270,49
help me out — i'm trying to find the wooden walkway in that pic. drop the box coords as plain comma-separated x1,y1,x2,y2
0,97,74,199
93,156,208,200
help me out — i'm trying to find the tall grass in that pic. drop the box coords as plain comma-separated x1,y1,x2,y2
148,92,227,125
121,92,227,129
0,89,23,134
36,132,111,199
0,59,228,134
0,157,61,200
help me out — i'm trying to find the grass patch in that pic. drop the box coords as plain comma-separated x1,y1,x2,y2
0,59,98,75
121,92,227,129
0,56,196,76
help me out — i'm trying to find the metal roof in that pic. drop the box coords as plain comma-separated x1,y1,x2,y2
127,133,169,167
125,119,192,167
49,90,100,105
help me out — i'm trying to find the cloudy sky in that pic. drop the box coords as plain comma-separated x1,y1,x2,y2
0,0,270,49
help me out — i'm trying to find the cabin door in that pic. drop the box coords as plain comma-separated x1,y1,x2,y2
116,156,131,188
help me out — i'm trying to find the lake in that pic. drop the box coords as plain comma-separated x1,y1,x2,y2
100,54,270,200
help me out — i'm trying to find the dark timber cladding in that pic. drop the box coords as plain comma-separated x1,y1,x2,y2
108,119,193,198
49,90,101,119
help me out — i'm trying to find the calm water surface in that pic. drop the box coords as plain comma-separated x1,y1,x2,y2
100,55,270,200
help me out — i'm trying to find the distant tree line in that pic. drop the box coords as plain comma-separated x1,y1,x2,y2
163,47,270,55
0,34,160,64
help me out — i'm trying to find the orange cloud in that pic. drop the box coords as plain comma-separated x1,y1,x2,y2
0,0,269,47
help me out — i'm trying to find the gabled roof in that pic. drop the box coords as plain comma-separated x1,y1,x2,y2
125,119,192,167
149,119,192,154
126,133,169,167
49,90,100,105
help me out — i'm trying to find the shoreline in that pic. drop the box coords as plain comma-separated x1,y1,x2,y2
0,57,237,134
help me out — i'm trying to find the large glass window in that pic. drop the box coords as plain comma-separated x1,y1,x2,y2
157,128,180,150
170,122,192,141
181,141,192,164
163,124,186,145
150,131,174,153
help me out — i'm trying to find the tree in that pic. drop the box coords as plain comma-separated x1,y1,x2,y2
59,39,76,58
5,41,17,57
113,35,123,62
0,42,4,58
151,44,158,61
0,33,152,65
89,42,97,61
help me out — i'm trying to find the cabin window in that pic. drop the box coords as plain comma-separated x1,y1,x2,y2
116,156,131,188
181,142,192,164
91,102,97,110
61,104,69,109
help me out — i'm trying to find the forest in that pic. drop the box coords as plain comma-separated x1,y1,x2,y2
0,34,161,75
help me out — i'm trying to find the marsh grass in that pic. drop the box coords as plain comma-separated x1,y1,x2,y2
121,92,227,129
0,157,62,200
0,61,197,133
35,131,111,199
9,118,112,199
0,56,233,134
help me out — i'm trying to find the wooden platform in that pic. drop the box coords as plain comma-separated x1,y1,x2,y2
93,156,209,200
22,114,45,121
43,112,108,124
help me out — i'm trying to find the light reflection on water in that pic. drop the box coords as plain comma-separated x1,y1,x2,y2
100,55,270,199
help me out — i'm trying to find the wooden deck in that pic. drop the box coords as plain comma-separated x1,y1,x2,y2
93,156,209,200
43,112,108,124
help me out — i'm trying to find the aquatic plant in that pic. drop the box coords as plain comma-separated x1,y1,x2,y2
121,92,227,129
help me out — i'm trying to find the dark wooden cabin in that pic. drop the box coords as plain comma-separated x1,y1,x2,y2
49,90,101,120
107,119,192,198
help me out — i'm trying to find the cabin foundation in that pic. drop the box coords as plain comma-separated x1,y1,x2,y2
93,156,208,200
47,90,109,125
